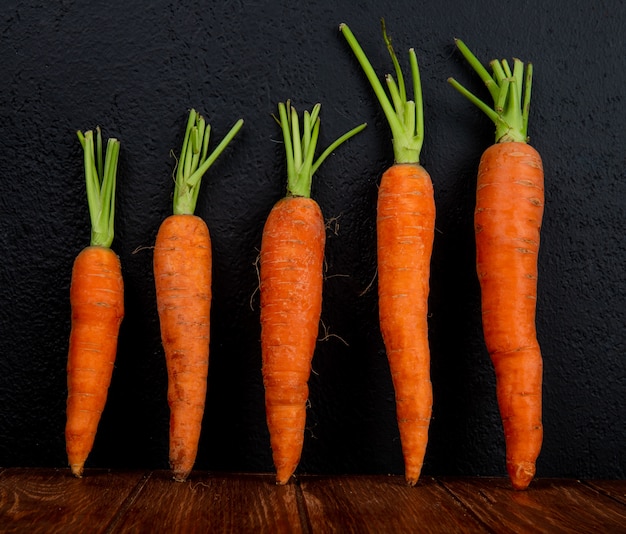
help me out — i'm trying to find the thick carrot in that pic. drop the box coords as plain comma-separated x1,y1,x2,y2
449,40,543,490
261,101,365,484
340,22,435,485
154,110,243,481
66,128,123,478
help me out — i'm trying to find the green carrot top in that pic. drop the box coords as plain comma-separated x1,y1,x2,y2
77,127,120,249
275,100,366,198
172,109,244,215
340,21,425,165
447,39,533,144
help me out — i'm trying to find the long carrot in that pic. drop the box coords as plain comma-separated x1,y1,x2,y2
261,101,365,484
154,110,243,481
340,22,436,485
66,128,123,478
448,40,543,490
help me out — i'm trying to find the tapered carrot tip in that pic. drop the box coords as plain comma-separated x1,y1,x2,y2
70,464,84,478
170,452,194,482
405,475,419,487
275,469,294,485
172,470,190,483
508,461,536,490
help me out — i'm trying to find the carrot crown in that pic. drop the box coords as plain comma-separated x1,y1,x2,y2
340,21,425,165
275,100,366,198
77,128,120,249
447,39,533,144
172,109,243,215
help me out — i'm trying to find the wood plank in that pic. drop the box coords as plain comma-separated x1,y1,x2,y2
0,468,147,534
441,477,626,533
298,475,488,533
585,480,626,506
111,471,304,534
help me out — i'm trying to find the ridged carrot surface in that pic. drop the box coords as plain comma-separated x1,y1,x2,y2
260,101,365,484
449,39,544,490
154,214,211,481
66,246,124,477
154,110,242,481
476,142,544,489
260,196,325,484
66,128,122,477
378,163,435,484
341,22,434,485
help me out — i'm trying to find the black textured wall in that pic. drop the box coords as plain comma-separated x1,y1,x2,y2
1,0,624,479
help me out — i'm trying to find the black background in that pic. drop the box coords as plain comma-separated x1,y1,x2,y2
1,0,624,479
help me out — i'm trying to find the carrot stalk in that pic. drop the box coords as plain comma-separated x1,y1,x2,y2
261,101,364,484
340,21,436,486
66,128,124,478
449,40,543,490
154,110,243,481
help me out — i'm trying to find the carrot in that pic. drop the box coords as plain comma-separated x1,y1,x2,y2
448,40,543,490
154,110,243,481
261,101,365,484
340,22,436,485
66,128,123,478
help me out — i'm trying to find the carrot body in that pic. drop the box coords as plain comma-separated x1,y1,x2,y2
340,23,434,484
66,245,124,477
475,141,544,490
154,214,212,481
260,196,325,484
377,163,435,485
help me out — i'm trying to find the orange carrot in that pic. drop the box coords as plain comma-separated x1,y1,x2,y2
261,101,365,484
154,110,243,481
340,22,435,485
66,128,123,478
449,40,543,490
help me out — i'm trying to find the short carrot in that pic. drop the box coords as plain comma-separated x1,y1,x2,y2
260,101,365,484
340,22,436,485
154,110,243,482
448,40,543,490
66,128,123,478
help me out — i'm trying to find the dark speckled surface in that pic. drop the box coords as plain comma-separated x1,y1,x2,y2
0,0,624,479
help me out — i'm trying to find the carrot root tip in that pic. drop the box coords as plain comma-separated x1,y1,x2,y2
508,460,536,490
70,465,84,478
172,470,191,483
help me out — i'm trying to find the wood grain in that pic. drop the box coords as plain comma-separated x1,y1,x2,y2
299,475,488,533
441,477,626,533
585,480,626,506
111,471,304,534
1,470,625,533
0,468,147,534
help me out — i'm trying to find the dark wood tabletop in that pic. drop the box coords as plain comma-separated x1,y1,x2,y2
1,468,625,533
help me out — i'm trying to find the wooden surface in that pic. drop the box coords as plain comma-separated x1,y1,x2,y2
1,469,625,533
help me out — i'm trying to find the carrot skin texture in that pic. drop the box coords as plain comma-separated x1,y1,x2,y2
475,142,544,490
66,245,124,477
377,163,435,485
154,214,212,482
260,196,325,485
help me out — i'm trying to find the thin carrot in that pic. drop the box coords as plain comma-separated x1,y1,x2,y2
154,110,243,482
66,128,123,478
448,40,543,490
261,101,365,484
340,22,436,485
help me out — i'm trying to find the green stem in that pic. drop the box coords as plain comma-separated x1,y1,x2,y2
340,21,424,164
275,101,366,198
447,39,533,144
172,109,244,215
77,127,120,249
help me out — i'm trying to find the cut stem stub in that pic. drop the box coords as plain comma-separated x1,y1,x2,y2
448,39,533,144
275,100,366,198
